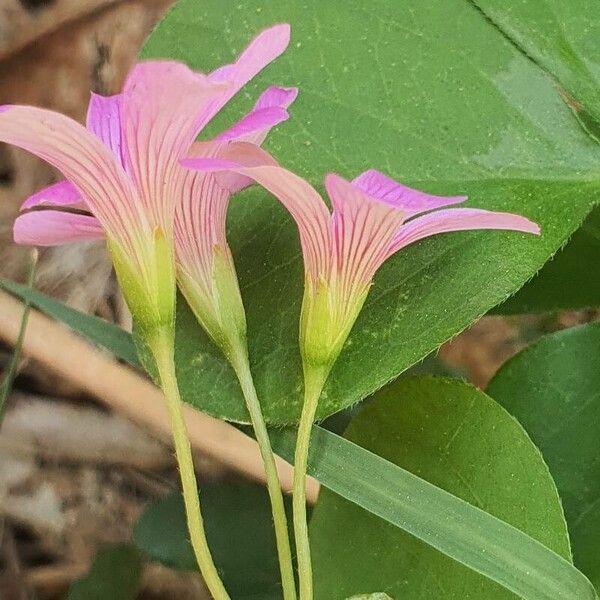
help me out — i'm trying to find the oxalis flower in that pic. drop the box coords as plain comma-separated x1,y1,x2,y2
183,152,540,600
181,157,541,378
1,25,296,600
4,24,291,343
175,85,297,358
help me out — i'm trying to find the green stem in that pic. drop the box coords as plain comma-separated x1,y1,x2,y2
149,329,230,600
0,250,38,425
293,366,328,600
230,347,297,600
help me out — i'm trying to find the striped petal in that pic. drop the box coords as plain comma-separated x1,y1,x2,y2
174,170,230,294
182,155,330,278
202,24,291,128
183,140,277,194
0,105,140,246
119,61,226,230
86,92,125,167
216,86,298,145
215,106,289,142
352,169,466,217
325,173,406,294
21,180,83,210
390,207,541,255
14,210,104,246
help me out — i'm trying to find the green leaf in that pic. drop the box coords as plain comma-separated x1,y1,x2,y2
495,207,600,314
0,278,140,367
346,595,393,600
141,0,600,424
306,376,588,600
487,323,600,590
471,0,600,133
133,482,291,599
67,544,141,600
0,290,592,599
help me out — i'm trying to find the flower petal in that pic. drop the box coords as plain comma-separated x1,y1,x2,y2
21,180,83,210
174,170,230,293
352,169,466,217
215,106,289,142
0,105,139,245
390,207,541,254
14,210,104,246
204,24,291,126
215,86,297,145
119,61,226,229
86,92,125,167
184,141,277,193
183,155,330,277
253,85,298,110
325,173,406,292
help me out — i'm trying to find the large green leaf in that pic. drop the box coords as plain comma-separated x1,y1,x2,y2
308,377,581,600
495,207,600,314
67,544,141,600
487,323,600,590
472,0,600,132
140,0,600,424
133,482,291,599
0,287,594,599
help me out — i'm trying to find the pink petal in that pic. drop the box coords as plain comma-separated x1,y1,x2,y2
86,92,125,167
215,86,297,148
175,142,276,294
174,171,230,295
253,85,298,110
325,173,407,290
390,207,541,255
201,24,291,128
21,180,83,210
183,141,277,193
119,61,226,228
183,156,330,277
14,210,104,246
0,105,139,244
215,106,289,142
352,169,466,217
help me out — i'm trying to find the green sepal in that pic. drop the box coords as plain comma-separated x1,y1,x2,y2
177,245,247,360
300,278,369,371
108,229,176,341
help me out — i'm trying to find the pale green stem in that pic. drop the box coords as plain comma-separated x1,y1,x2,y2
293,366,329,600
149,329,230,600
0,250,37,425
229,346,297,600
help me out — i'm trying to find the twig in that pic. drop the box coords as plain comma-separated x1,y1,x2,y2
0,289,319,503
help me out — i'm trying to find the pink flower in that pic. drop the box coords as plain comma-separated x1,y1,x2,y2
2,24,291,336
181,156,540,370
173,86,297,356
